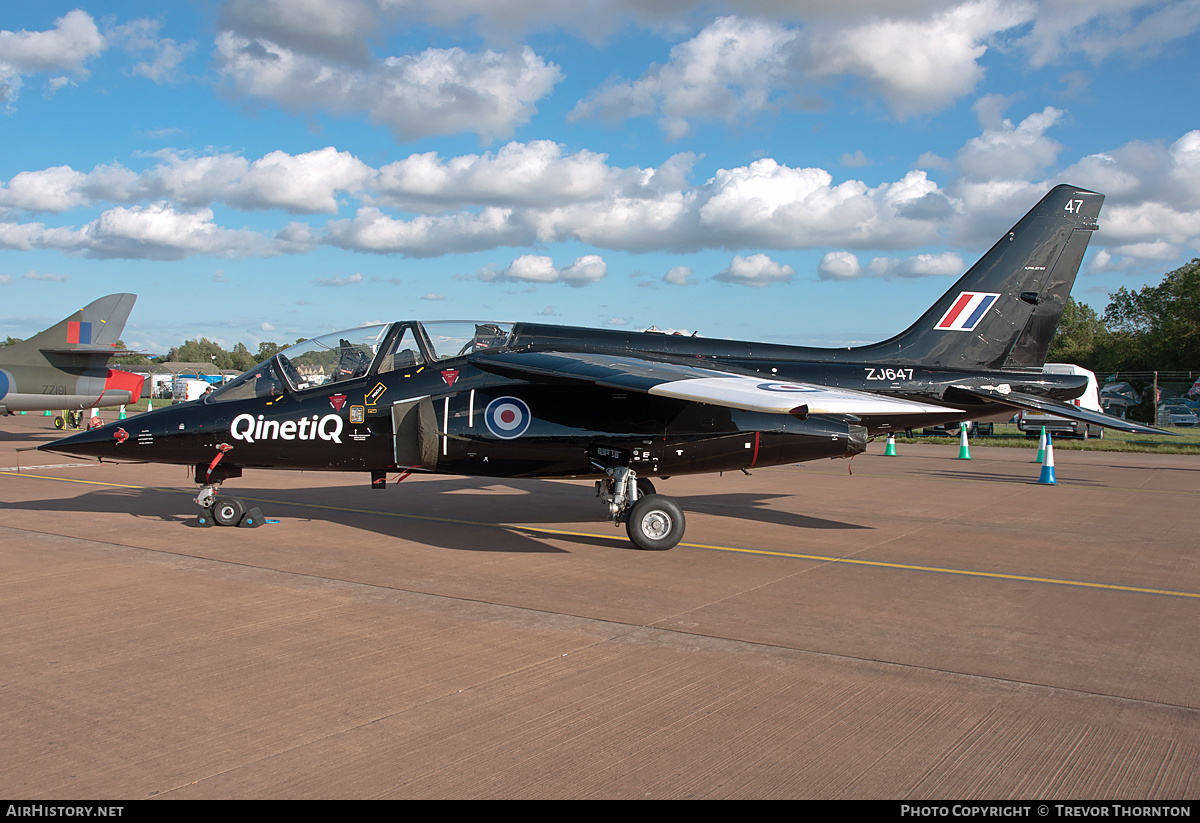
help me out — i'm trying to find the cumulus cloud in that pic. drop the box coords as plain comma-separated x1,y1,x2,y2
0,204,284,260
801,1,1035,119
0,10,105,108
664,265,694,285
820,250,964,280
229,148,373,213
0,166,90,213
1,105,1196,272
215,32,562,142
218,0,383,63
572,16,798,139
317,272,364,287
373,141,691,210
479,253,608,287
818,250,862,280
325,206,525,256
80,203,273,260
571,5,1038,134
1019,0,1200,68
110,18,194,84
715,253,794,286
956,97,1065,183
0,148,373,216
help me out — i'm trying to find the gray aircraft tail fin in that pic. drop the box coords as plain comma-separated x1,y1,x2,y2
14,293,137,358
855,185,1103,371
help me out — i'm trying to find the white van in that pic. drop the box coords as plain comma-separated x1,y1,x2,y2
1016,363,1104,439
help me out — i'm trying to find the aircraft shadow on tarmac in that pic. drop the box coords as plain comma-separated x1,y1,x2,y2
0,428,71,443
918,467,1106,485
2,474,869,555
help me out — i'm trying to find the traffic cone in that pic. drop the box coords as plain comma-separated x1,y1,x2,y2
957,425,971,459
1038,434,1056,485
1035,426,1046,463
146,398,153,412
43,410,52,416
884,433,897,456
119,405,127,420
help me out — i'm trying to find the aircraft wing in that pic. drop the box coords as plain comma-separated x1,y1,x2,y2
946,384,1173,436
470,350,958,417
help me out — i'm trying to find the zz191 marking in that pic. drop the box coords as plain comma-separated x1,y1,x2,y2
865,368,913,381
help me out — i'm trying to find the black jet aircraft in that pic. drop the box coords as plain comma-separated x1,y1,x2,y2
40,185,1166,549
1,293,143,421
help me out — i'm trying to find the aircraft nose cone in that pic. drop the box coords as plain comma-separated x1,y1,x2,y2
39,422,132,460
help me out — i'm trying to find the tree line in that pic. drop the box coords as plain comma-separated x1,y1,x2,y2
110,338,298,371
1048,258,1200,374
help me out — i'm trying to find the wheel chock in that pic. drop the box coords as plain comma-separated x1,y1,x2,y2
238,506,265,528
195,510,216,527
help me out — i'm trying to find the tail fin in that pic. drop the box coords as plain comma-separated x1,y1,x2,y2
857,185,1103,370
13,293,136,357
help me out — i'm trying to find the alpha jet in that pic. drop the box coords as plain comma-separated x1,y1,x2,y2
1,294,143,420
40,186,1165,550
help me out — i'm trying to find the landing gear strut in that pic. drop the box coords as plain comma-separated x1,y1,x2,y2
596,466,684,551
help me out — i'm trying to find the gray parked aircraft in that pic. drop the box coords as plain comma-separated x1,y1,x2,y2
0,294,143,420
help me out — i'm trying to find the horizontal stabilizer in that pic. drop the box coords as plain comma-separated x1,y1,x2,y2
950,384,1172,436
37,345,140,357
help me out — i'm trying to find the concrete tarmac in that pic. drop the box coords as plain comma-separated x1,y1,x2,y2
2,413,1198,799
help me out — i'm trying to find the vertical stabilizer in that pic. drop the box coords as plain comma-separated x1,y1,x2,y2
9,294,137,359
856,186,1103,370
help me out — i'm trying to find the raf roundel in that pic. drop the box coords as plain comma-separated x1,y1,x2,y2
484,396,532,439
756,382,819,393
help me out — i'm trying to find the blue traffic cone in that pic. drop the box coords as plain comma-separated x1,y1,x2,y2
1038,434,1056,485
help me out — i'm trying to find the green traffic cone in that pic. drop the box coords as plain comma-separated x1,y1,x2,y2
957,424,971,459
884,433,896,456
1036,426,1046,463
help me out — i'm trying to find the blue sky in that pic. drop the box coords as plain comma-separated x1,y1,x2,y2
1,1,1198,355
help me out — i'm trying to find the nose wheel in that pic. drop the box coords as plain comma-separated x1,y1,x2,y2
211,496,246,527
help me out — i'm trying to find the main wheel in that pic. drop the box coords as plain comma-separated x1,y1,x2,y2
625,494,685,551
636,477,656,497
211,496,246,527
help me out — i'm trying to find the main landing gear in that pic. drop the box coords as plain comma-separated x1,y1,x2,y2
596,466,685,551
